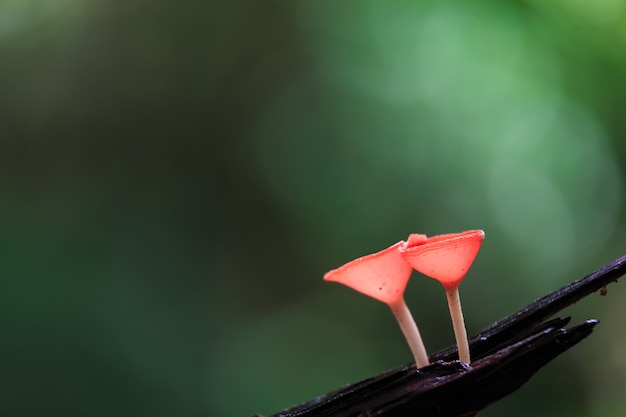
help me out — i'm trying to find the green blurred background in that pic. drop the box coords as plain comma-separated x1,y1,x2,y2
2,1,626,416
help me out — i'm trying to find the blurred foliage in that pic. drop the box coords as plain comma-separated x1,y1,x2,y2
1,1,626,416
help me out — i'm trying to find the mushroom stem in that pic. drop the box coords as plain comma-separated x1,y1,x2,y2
445,286,471,364
389,298,429,368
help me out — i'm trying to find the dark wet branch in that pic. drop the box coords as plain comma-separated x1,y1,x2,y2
267,254,626,417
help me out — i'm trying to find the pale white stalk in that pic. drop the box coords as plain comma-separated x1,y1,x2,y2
445,286,470,364
389,298,429,368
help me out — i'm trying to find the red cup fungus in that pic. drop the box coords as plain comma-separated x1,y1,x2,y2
324,241,430,368
401,230,485,364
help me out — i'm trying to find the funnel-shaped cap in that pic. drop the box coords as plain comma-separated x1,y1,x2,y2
401,230,485,289
324,241,412,305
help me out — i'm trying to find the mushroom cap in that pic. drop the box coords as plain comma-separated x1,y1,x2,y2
401,230,485,289
324,241,412,305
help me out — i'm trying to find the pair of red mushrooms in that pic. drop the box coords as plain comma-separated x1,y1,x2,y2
324,230,485,368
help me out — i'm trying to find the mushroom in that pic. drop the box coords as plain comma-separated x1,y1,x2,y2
401,230,485,364
324,240,430,368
